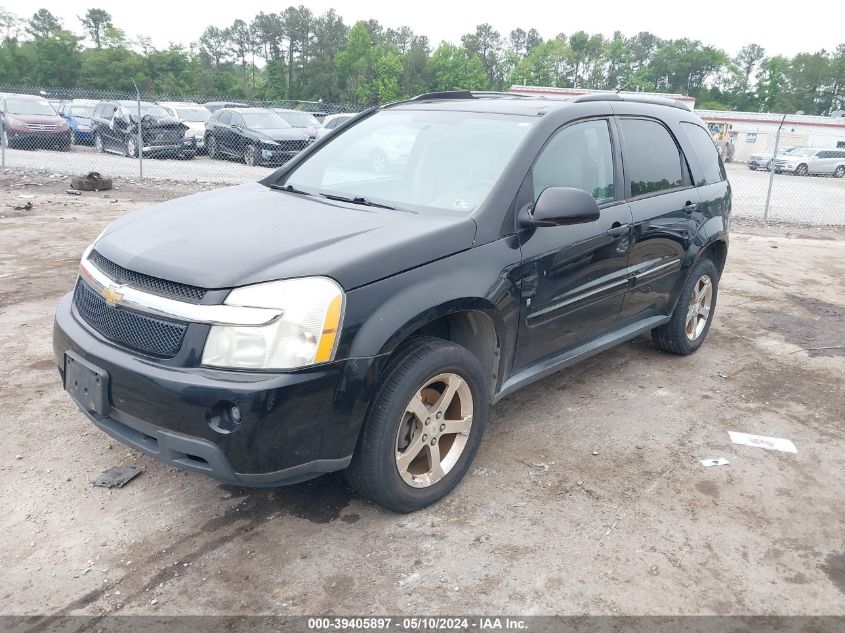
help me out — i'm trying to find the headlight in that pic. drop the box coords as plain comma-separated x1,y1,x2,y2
202,277,344,370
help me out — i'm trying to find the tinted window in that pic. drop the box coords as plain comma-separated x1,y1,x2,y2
817,151,831,159
620,118,684,196
532,119,615,202
681,122,726,186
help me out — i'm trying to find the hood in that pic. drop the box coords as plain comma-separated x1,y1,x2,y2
95,183,477,291
250,127,311,143
182,121,205,136
129,113,186,130
8,113,65,125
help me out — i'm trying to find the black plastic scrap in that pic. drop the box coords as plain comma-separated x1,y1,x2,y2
93,467,142,488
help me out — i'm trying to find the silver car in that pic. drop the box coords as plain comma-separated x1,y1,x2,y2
773,147,845,177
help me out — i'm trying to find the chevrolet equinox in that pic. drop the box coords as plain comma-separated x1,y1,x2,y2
54,91,730,513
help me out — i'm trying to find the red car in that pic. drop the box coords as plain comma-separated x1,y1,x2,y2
1,93,72,150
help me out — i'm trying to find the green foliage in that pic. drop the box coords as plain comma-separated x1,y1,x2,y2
2,5,845,115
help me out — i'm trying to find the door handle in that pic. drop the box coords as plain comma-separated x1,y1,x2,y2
682,201,699,214
606,223,630,237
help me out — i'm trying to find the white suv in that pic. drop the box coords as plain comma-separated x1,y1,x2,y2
773,147,845,177
158,102,211,152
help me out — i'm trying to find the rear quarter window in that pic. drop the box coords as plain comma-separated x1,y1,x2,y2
681,122,726,186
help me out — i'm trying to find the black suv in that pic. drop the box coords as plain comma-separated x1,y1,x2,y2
91,101,196,159
54,92,730,513
205,107,312,166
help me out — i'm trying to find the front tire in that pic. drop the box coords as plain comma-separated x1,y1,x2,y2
243,143,258,166
125,136,138,158
206,135,218,159
795,163,809,176
344,337,489,513
833,165,845,178
652,258,719,355
94,133,104,153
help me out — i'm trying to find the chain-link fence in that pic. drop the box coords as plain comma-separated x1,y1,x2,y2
699,111,845,225
0,84,359,185
3,86,845,225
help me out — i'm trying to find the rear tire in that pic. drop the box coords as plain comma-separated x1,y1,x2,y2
344,336,489,513
652,258,719,356
834,165,845,178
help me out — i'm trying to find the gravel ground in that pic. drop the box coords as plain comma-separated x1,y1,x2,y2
3,146,845,224
1,171,844,618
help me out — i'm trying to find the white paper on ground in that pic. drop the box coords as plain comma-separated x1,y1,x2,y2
728,432,797,453
700,458,730,467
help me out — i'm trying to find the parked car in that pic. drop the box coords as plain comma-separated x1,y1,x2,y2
746,146,798,171
314,112,356,140
309,110,329,123
202,101,249,113
91,101,196,159
158,102,211,153
773,147,845,177
273,108,322,140
1,93,71,150
205,107,311,166
58,99,97,146
54,91,730,513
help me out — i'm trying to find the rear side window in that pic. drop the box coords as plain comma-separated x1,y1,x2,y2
681,122,726,186
620,118,685,197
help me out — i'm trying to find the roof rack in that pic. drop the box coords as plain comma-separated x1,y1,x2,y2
573,92,690,111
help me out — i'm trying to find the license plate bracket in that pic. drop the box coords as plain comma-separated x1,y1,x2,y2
64,351,110,416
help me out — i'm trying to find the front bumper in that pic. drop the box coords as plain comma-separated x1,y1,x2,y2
746,158,770,170
258,148,301,165
53,292,377,486
142,141,196,158
5,128,71,148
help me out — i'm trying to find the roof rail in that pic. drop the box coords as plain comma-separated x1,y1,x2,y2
573,92,691,111
406,90,531,102
408,90,476,101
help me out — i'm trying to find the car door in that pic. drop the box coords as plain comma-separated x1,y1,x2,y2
814,150,837,175
215,110,235,155
512,118,633,372
615,117,701,325
102,103,122,150
228,113,247,155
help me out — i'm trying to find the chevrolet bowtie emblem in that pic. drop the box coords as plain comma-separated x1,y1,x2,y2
101,285,125,307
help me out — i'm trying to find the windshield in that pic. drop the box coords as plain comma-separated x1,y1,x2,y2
5,98,56,116
241,111,290,129
175,107,210,122
283,110,534,214
277,111,320,128
69,105,94,117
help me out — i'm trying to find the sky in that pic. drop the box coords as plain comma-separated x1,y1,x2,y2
5,0,840,59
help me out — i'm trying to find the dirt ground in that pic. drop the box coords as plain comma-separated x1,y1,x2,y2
1,169,844,617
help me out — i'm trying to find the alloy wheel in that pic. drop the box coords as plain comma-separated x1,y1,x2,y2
244,145,257,166
395,372,473,488
685,274,713,341
834,165,845,178
94,134,103,153
126,137,137,158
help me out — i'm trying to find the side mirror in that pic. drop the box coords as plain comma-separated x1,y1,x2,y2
521,186,601,228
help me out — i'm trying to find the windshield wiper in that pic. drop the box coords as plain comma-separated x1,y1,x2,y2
318,192,397,210
268,183,312,196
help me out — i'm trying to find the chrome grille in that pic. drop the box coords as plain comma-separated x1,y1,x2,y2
88,250,207,303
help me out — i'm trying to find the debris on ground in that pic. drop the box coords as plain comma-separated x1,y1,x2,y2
11,201,33,211
70,172,113,192
700,457,730,467
65,189,81,196
93,467,142,489
728,432,797,454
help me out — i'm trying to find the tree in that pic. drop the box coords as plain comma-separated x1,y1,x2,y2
79,9,112,49
426,42,488,92
26,9,61,39
199,26,231,69
461,24,502,89
0,7,20,39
